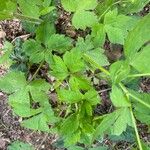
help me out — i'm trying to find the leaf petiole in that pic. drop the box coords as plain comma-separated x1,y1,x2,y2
129,93,150,109
13,13,43,24
128,73,150,78
29,61,44,82
130,107,143,150
119,83,143,150
83,53,110,76
119,83,150,109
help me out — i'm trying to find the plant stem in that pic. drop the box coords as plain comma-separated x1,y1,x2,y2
119,83,150,109
119,83,143,150
29,61,44,82
119,83,129,96
128,73,150,78
13,13,43,24
83,54,110,76
129,93,150,109
130,107,143,150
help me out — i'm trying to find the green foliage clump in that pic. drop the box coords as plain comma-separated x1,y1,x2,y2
0,0,150,150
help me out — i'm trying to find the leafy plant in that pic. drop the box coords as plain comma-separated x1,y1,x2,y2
8,141,34,150
0,0,150,150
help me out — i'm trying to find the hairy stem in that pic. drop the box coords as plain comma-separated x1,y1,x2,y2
130,108,143,150
119,83,143,150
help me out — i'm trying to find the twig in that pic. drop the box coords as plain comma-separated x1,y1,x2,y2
29,61,44,82
98,88,111,94
36,133,48,150
11,34,31,44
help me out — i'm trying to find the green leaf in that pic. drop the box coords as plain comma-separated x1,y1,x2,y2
130,91,150,125
18,0,40,18
61,0,78,12
110,61,130,84
9,89,38,117
81,101,93,116
22,113,50,132
111,108,133,136
36,21,56,44
63,48,85,73
45,51,53,65
85,48,109,67
9,91,42,117
110,85,131,107
0,12,12,20
124,14,150,60
95,0,114,16
104,9,138,44
94,108,132,139
0,71,51,118
104,9,137,29
6,1,17,12
57,89,83,103
69,75,91,91
61,0,97,12
94,112,116,139
0,0,7,11
43,0,52,7
51,55,69,80
72,10,98,30
131,45,150,74
8,141,34,150
76,0,98,11
22,39,38,54
64,130,81,146
80,120,95,134
0,41,13,65
0,71,26,93
141,141,150,150
23,39,45,63
40,6,55,16
84,89,101,105
105,25,124,44
47,34,73,53
30,89,49,103
76,36,94,52
30,51,45,63
23,39,55,64
80,132,93,145
119,0,150,14
29,79,50,104
42,103,58,124
0,0,16,20
29,79,50,92
91,24,106,47
60,114,79,136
